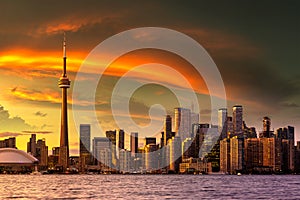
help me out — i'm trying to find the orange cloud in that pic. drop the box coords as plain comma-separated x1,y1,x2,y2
0,49,85,79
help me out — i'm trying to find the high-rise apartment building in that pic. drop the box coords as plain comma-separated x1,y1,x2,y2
218,108,228,139
130,132,138,157
164,115,172,146
175,107,191,141
233,105,243,137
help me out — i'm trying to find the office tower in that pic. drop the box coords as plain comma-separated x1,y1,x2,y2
191,124,206,158
220,137,230,173
294,142,300,173
79,124,91,171
93,137,112,171
278,126,294,172
233,105,243,137
27,134,36,156
105,130,117,145
244,127,257,139
230,136,243,174
169,136,182,172
244,138,260,172
182,138,193,160
58,34,71,171
262,116,271,137
130,132,138,157
175,107,191,141
145,137,156,145
80,124,91,154
244,137,281,173
227,116,233,136
116,129,125,157
116,129,125,150
0,137,16,148
164,115,172,146
119,149,131,173
218,108,228,139
191,112,200,128
145,144,158,171
36,139,48,168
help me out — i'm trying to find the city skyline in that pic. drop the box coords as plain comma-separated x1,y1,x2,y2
0,1,300,155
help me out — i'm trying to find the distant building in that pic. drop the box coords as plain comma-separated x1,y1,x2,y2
168,136,181,173
130,132,138,157
0,137,16,149
294,142,300,173
175,107,191,141
163,115,173,146
220,137,230,173
227,116,233,135
218,108,228,139
119,149,131,173
93,137,112,171
80,124,91,154
233,105,243,137
244,137,281,173
219,136,243,174
230,136,243,174
144,144,158,172
145,137,156,146
260,117,274,138
27,134,48,169
79,124,92,172
179,158,212,174
36,139,48,168
27,134,36,156
276,126,295,172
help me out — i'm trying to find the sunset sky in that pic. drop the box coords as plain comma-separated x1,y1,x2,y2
0,1,300,155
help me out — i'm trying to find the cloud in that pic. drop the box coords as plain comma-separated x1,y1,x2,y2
280,102,300,108
0,105,34,131
34,111,47,117
0,132,23,137
22,130,52,134
11,87,61,104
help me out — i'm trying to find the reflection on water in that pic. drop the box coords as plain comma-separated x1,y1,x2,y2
0,175,300,199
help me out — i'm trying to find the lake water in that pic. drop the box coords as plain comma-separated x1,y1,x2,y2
0,175,299,199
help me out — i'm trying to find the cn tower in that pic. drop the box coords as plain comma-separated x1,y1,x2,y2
58,33,70,171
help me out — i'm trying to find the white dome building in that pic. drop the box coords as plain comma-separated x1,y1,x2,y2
0,148,38,174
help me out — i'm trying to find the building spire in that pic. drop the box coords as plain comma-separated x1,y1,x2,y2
62,32,67,77
63,32,66,58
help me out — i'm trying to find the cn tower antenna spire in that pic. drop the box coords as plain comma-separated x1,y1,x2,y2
62,32,67,77
63,32,66,58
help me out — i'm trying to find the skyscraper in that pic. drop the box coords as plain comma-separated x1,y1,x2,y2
27,134,36,156
174,107,191,141
218,108,228,139
261,116,272,138
93,137,112,167
80,124,91,154
58,34,71,171
79,124,91,171
233,105,243,137
36,139,48,168
130,132,138,157
116,129,125,150
164,115,172,146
